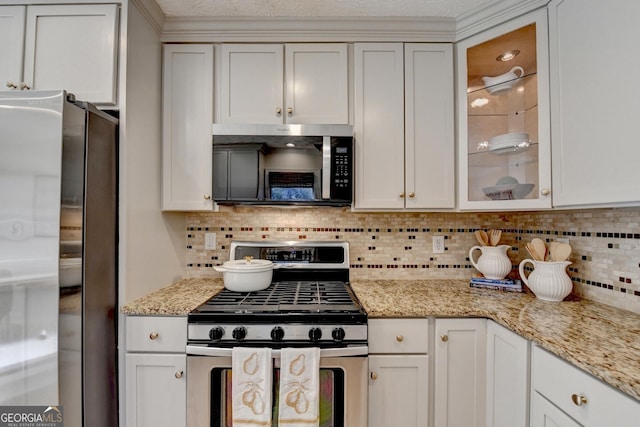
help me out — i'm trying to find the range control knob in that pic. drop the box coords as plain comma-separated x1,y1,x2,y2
271,326,285,341
232,326,247,341
209,326,225,341
308,327,322,342
331,327,346,342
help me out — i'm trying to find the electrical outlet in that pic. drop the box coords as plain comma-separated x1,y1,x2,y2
204,233,217,250
433,236,445,254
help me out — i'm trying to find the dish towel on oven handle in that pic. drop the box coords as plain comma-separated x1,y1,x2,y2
278,347,321,426
232,347,273,427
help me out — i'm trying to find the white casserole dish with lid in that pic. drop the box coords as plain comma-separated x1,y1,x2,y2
213,256,280,292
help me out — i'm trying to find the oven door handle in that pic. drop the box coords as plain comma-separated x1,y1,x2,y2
186,345,368,358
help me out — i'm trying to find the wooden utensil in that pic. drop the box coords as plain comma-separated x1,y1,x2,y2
548,241,559,261
475,230,489,246
531,238,547,261
489,229,502,246
526,242,542,261
554,243,572,261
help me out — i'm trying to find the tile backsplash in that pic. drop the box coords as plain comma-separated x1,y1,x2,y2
186,206,640,314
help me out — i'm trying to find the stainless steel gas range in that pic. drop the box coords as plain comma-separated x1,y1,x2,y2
186,241,368,427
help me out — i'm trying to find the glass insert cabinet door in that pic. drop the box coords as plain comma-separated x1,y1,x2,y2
457,8,551,210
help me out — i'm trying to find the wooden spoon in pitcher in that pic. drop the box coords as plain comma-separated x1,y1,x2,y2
531,238,547,261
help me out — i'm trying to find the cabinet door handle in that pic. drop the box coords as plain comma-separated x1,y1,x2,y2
399,192,405,198
276,107,282,114
370,372,377,380
540,188,551,196
6,81,17,89
19,82,30,90
286,107,293,115
149,332,159,340
175,371,184,379
395,335,404,342
409,192,415,198
440,334,448,342
571,394,587,406
203,194,211,200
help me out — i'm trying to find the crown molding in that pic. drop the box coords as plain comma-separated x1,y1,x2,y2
130,0,166,34
160,16,457,43
455,0,550,41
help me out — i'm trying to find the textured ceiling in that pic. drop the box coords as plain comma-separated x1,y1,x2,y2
155,0,494,18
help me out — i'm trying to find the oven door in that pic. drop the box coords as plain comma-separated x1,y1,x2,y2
186,349,367,427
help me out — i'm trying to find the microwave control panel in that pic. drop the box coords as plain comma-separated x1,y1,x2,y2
331,137,353,200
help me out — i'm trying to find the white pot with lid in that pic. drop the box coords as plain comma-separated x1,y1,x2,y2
213,256,280,292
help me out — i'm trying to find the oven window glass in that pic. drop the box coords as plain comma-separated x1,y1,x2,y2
211,368,345,427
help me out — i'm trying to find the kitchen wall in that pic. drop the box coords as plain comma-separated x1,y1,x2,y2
186,207,640,314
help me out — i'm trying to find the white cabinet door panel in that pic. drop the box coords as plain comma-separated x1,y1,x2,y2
354,43,405,209
404,43,455,209
285,43,348,124
23,4,119,105
530,392,581,427
368,355,429,427
162,44,214,211
220,44,283,124
0,6,26,90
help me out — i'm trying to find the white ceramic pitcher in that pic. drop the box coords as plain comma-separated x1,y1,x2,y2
519,259,572,302
469,245,511,280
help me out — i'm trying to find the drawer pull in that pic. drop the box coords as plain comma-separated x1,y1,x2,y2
396,335,404,342
149,332,159,340
175,371,184,379
571,394,587,406
370,372,377,380
441,334,449,342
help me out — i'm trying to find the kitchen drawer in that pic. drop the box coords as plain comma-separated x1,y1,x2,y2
126,316,187,353
368,318,429,354
531,345,640,426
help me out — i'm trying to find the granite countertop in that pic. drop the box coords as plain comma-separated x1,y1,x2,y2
121,277,640,402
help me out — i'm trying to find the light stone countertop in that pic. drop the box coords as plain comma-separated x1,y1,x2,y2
121,277,640,402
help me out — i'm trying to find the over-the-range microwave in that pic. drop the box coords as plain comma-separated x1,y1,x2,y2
212,124,353,206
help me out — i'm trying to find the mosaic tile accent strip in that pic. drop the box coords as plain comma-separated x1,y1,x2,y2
186,206,640,314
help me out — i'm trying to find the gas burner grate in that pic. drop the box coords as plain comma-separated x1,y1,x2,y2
201,281,360,313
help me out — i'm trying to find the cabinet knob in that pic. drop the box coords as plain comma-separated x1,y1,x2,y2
276,107,282,114
6,81,17,89
409,192,415,199
571,394,587,406
175,371,184,379
540,188,551,196
399,192,405,198
440,334,448,342
149,332,159,340
286,107,293,115
396,335,404,342
19,82,30,90
370,372,378,380
203,194,211,200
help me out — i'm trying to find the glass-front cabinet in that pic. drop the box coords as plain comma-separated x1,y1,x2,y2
457,9,551,210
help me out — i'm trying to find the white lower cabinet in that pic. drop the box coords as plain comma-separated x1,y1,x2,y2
125,316,187,427
368,318,429,427
530,345,640,427
434,318,487,427
530,391,581,427
486,321,530,427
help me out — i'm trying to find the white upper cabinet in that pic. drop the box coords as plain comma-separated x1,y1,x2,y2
162,44,214,211
0,6,26,91
219,43,348,124
549,0,640,207
354,43,455,210
457,9,551,210
22,4,119,105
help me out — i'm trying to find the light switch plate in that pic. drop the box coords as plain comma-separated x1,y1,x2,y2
205,233,216,250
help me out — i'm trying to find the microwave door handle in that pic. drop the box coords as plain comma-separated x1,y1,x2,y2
322,136,331,199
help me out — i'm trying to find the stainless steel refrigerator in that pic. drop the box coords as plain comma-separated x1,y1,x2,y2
0,90,118,427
